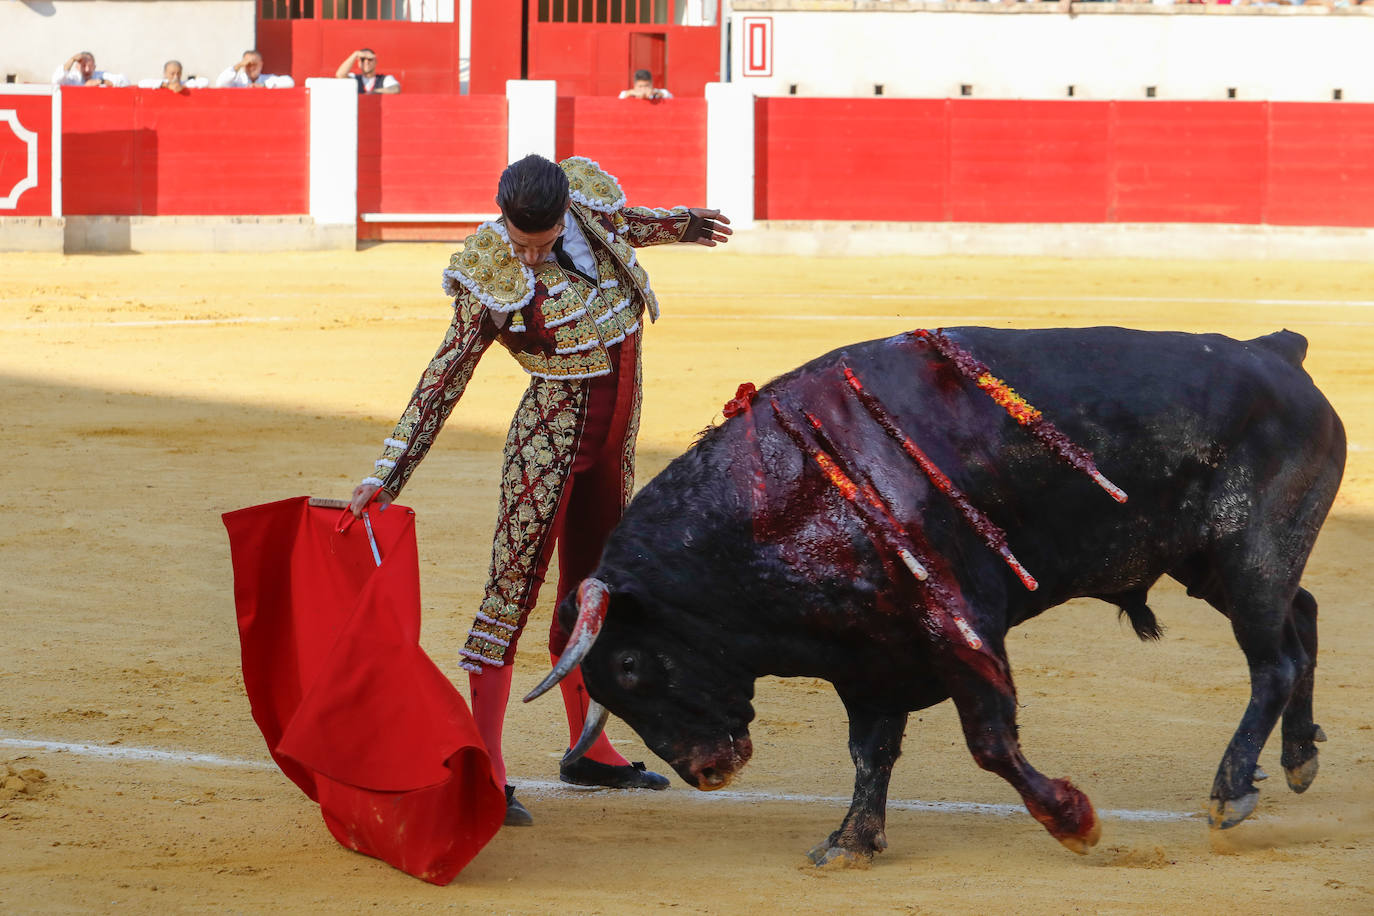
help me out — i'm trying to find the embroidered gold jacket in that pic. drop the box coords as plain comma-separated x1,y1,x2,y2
363,157,692,496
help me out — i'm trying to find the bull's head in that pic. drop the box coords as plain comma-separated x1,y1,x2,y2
524,577,755,790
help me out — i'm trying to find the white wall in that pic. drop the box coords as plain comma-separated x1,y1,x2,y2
727,3,1374,102
1,0,255,87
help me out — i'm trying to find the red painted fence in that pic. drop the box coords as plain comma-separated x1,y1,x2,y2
357,94,508,214
555,96,707,207
755,98,1374,227
61,87,310,216
0,90,58,218
49,91,1374,229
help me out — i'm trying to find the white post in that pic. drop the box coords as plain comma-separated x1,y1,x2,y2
705,81,754,229
306,78,358,226
51,86,62,218
505,80,558,164
459,0,472,94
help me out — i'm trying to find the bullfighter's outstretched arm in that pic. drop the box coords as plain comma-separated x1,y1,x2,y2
620,206,732,248
360,292,497,499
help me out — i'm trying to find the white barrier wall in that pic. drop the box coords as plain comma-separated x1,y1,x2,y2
1,0,255,87
727,1,1374,102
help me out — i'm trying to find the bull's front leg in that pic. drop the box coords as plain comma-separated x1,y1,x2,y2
808,704,908,867
940,644,1101,854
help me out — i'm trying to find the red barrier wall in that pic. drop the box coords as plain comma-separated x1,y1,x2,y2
62,87,309,216
0,91,58,218
1267,102,1374,227
756,98,1374,228
555,96,706,207
357,94,508,214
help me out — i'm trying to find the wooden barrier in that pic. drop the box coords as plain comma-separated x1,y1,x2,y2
755,97,1374,227
555,96,707,207
61,87,309,216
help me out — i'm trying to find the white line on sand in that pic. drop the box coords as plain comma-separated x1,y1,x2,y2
734,293,1374,308
0,316,295,331
0,735,275,770
0,734,1193,822
6,290,1373,332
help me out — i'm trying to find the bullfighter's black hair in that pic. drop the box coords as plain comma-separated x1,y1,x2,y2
497,154,570,233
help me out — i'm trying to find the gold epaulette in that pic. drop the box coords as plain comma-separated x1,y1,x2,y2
442,223,534,313
561,157,627,214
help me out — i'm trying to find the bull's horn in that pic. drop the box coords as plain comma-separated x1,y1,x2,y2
522,577,610,703
563,700,610,764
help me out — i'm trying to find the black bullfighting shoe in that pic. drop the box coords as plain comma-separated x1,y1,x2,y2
558,755,670,790
504,784,533,827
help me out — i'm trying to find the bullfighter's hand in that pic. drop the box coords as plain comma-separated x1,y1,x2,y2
686,208,732,246
350,482,394,518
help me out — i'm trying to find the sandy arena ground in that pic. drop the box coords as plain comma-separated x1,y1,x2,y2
1,245,1372,914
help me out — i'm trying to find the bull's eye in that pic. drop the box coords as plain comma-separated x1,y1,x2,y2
616,651,640,689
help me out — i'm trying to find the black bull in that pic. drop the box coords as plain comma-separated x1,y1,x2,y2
527,326,1346,864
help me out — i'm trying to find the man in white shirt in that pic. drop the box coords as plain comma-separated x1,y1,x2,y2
52,52,128,87
136,60,209,91
215,50,295,89
335,49,400,94
617,69,672,100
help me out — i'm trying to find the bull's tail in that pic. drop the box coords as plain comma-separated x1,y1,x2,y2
1249,330,1308,368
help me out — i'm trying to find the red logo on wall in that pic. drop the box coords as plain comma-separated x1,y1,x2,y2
742,17,773,78
0,108,40,209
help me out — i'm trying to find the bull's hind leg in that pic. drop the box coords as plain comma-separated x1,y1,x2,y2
1279,588,1325,794
939,644,1100,853
808,704,908,866
1202,437,1340,827
1203,571,1309,829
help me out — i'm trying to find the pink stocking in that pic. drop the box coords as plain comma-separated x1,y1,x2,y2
469,665,514,788
554,654,630,767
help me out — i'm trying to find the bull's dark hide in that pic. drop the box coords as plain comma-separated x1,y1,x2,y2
555,326,1345,864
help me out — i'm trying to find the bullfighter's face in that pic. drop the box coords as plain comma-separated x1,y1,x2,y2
505,215,566,268
564,587,756,790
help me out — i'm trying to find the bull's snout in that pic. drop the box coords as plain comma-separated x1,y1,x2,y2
680,733,753,791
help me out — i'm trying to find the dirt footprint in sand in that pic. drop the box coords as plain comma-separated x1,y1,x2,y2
1101,845,1175,869
1,762,51,813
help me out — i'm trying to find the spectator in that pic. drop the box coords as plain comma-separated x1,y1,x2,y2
618,69,672,100
215,50,295,89
335,48,400,94
137,60,208,92
52,52,128,87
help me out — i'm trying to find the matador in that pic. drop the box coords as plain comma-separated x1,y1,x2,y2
350,154,731,825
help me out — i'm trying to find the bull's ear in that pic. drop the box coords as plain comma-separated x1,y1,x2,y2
555,589,580,636
607,588,646,622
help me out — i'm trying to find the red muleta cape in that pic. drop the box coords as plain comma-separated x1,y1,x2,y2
222,496,505,884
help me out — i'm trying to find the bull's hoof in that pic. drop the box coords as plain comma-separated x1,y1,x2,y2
1207,790,1260,829
1284,754,1319,794
1055,815,1102,855
806,841,874,869
1252,766,1269,782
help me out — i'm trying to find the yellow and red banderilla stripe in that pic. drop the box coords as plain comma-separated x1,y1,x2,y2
911,328,1128,504
769,397,929,584
768,397,985,652
842,367,1039,592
